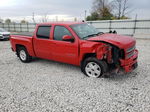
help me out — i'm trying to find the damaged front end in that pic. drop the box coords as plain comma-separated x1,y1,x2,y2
95,41,138,73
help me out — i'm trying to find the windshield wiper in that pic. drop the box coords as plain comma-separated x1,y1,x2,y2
82,32,104,39
97,32,104,35
82,34,97,39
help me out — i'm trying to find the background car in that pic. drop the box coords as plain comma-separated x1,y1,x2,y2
0,28,10,40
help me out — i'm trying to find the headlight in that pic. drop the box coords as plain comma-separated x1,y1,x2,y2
127,51,135,59
126,45,136,59
126,45,135,53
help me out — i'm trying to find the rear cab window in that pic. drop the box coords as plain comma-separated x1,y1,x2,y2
36,26,51,39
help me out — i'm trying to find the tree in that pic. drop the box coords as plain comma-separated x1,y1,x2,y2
5,19,11,23
86,12,99,21
21,20,28,24
87,0,114,21
87,0,131,21
112,0,131,19
11,21,16,24
74,17,77,22
0,18,3,23
93,0,113,19
100,7,114,20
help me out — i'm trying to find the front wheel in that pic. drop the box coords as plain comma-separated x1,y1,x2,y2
18,47,32,63
81,57,108,78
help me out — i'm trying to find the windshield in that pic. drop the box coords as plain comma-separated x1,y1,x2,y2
0,28,7,32
71,23,103,39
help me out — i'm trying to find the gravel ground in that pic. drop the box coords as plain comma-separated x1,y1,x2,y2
0,39,150,112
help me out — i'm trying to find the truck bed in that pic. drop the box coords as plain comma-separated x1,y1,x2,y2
11,32,33,37
10,33,35,57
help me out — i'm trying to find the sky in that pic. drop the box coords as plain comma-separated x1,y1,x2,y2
0,0,150,22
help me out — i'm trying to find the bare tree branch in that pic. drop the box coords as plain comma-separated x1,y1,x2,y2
92,0,113,18
113,0,131,19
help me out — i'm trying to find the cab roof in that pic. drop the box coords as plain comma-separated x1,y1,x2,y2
37,22,85,26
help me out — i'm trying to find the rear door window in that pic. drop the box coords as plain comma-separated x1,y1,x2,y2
36,26,51,39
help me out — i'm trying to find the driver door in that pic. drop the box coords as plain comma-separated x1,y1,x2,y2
51,25,79,65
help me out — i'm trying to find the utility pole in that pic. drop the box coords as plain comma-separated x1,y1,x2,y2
102,0,105,17
32,12,35,23
85,10,87,21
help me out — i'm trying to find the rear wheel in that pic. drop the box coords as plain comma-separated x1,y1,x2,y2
81,57,108,78
17,47,32,63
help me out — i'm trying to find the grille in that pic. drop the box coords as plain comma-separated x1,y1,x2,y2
3,34,10,36
127,51,135,58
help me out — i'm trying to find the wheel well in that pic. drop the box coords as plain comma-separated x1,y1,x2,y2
16,44,26,56
81,53,96,65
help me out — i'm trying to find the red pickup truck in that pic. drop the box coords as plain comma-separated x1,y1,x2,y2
10,22,138,78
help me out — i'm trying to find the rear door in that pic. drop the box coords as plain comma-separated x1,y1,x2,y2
33,25,52,59
51,25,79,65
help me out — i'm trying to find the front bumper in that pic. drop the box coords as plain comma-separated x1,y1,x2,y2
0,35,10,40
120,49,138,73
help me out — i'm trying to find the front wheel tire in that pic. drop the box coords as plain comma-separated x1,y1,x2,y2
18,47,32,63
81,57,108,78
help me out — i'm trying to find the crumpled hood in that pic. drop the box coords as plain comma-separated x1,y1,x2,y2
87,33,136,49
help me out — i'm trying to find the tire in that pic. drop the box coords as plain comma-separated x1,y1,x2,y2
81,57,108,78
17,47,32,63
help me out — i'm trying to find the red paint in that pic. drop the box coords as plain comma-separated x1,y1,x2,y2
10,22,138,73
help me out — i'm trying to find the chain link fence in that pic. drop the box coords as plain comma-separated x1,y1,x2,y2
87,19,150,37
0,19,150,38
0,23,36,32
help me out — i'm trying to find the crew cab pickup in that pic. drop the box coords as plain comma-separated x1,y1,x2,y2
10,22,138,78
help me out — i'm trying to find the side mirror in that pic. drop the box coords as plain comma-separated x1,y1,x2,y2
62,35,74,42
113,30,117,34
